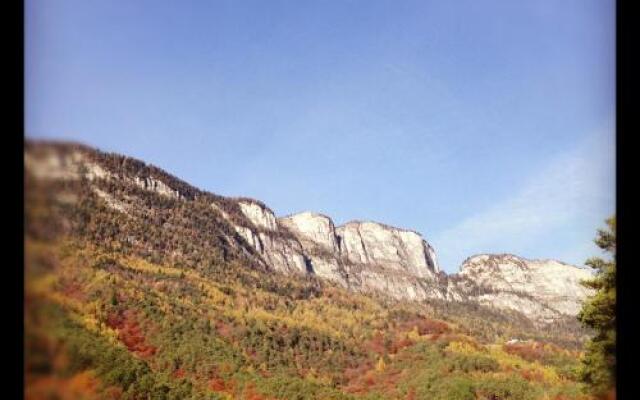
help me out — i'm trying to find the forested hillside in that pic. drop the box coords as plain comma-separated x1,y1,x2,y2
25,141,593,399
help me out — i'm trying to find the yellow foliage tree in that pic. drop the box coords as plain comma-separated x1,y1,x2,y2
408,326,421,341
375,357,386,372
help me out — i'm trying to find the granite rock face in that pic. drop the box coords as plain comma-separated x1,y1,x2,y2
214,201,309,274
449,254,594,322
276,214,442,295
279,212,339,254
278,212,345,284
134,176,183,200
336,221,440,278
24,146,111,182
238,201,278,231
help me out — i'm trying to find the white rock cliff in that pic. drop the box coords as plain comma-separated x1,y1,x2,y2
450,254,594,322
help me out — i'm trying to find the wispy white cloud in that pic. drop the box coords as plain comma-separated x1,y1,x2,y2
433,131,615,273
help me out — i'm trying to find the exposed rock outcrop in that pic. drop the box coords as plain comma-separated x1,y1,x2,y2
24,145,111,181
134,176,183,200
279,212,339,253
336,221,440,277
212,201,308,274
279,212,345,284
277,213,442,297
238,201,278,231
449,254,594,322
25,143,184,200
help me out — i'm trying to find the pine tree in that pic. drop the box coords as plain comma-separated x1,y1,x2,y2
577,216,616,397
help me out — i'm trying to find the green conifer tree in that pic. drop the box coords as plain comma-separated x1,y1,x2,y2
577,216,616,397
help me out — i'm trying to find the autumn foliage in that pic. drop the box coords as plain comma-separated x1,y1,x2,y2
24,142,596,399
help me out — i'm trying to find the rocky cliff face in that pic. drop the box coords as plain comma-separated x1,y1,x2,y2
134,176,184,200
449,254,594,322
24,141,593,323
24,144,112,182
277,214,443,299
278,212,346,284
336,221,440,277
232,201,309,274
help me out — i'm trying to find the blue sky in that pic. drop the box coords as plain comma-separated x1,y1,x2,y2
26,0,615,273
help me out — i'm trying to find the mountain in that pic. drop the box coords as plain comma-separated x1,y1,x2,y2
24,140,594,399
26,140,591,320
